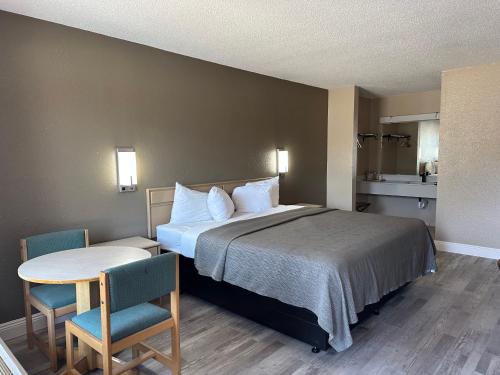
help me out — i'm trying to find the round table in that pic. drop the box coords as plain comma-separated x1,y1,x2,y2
18,246,151,374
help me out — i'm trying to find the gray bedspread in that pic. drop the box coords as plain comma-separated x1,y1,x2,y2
194,207,437,351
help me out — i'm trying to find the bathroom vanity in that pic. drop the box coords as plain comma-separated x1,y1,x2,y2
356,113,439,227
357,173,437,198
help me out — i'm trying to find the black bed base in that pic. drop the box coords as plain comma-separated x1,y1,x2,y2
179,255,403,352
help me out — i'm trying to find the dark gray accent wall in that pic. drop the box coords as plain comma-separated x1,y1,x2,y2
0,11,327,322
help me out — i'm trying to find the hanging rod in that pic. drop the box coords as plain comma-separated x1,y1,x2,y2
357,133,378,141
382,134,411,140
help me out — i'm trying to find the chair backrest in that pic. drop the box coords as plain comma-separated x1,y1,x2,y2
23,229,88,260
104,253,177,313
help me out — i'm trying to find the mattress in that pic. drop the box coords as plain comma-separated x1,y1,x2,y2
156,205,301,258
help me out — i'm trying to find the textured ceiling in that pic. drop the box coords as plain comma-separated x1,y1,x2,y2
2,0,500,95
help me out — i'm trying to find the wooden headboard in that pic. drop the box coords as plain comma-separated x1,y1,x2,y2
146,177,272,238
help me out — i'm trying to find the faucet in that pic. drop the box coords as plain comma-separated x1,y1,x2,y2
420,172,429,183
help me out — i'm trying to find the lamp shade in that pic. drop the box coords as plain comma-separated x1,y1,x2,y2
116,147,137,192
277,149,288,174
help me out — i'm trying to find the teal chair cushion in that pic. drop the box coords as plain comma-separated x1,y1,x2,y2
71,303,170,342
26,229,86,259
30,284,76,309
106,253,177,313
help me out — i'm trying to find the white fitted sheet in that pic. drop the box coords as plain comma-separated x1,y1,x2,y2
156,205,301,258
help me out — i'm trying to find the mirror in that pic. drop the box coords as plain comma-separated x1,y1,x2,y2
379,122,418,174
357,112,439,180
379,119,439,175
416,120,439,175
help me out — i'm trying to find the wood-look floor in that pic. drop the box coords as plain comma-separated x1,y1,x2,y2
7,251,500,375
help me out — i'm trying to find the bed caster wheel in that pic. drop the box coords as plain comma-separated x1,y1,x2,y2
311,346,320,353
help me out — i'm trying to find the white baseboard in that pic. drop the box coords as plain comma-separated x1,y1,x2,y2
0,313,46,342
435,240,500,260
0,312,73,342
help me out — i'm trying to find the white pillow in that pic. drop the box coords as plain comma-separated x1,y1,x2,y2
207,186,235,222
170,182,213,224
232,184,273,213
246,176,279,207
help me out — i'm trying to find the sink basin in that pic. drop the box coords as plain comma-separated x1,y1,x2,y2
357,180,437,198
368,180,436,186
407,181,437,185
406,181,437,185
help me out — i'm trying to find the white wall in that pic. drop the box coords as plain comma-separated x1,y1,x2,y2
436,62,500,249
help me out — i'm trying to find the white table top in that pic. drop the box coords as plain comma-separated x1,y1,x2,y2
18,246,151,284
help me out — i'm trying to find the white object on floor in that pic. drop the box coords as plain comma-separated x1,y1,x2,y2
0,337,28,375
157,205,301,258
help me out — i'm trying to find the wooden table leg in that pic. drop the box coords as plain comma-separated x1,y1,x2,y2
75,281,99,370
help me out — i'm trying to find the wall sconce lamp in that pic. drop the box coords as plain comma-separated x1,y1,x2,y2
277,149,289,174
116,147,137,192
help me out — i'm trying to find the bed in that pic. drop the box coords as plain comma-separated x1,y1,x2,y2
146,178,437,352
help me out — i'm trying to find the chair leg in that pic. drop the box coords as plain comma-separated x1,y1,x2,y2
47,310,58,371
171,325,181,375
24,301,34,349
102,348,113,375
65,322,74,372
131,344,140,360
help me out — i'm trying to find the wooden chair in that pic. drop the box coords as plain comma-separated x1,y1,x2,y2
20,229,89,372
65,252,181,375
